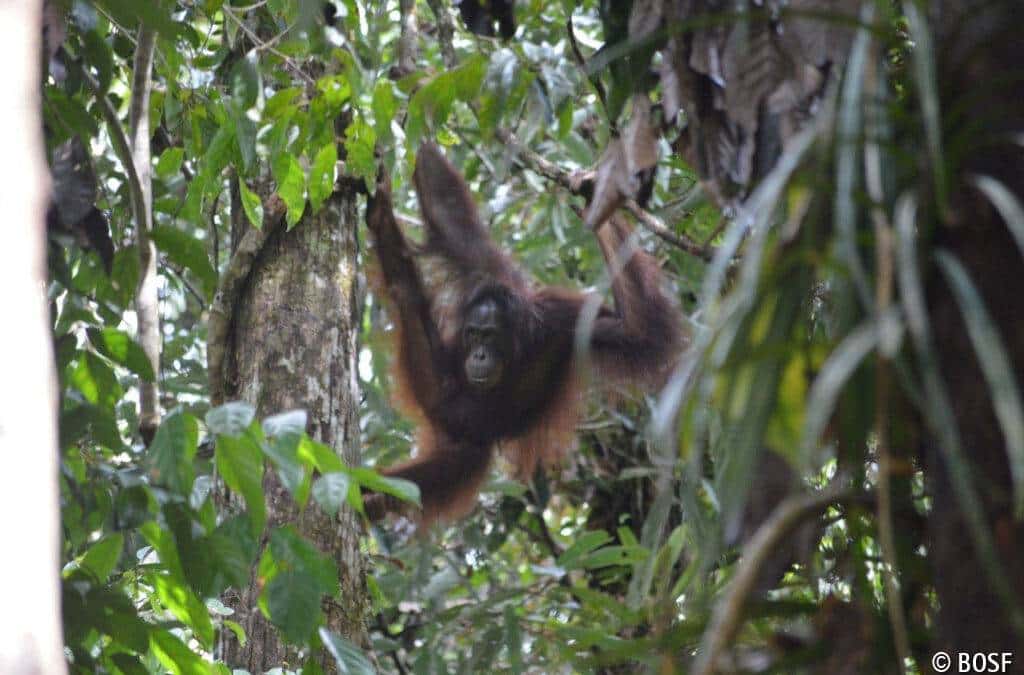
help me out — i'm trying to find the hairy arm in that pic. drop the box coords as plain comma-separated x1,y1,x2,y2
413,143,526,290
366,174,447,414
588,215,686,384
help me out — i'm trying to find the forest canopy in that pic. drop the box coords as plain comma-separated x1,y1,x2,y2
21,0,1024,673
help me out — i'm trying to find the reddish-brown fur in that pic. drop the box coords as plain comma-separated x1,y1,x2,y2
365,143,684,524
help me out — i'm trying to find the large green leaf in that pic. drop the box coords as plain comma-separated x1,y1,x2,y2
320,628,375,675
272,152,307,228
308,142,338,211
206,401,256,437
342,117,375,192
311,472,351,517
69,352,124,410
152,225,218,301
146,411,199,494
215,433,266,534
77,534,124,582
150,629,210,675
266,571,322,644
150,573,215,649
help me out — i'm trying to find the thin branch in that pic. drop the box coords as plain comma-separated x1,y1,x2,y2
222,6,315,85
162,259,206,307
207,194,288,406
494,129,715,259
624,199,712,260
130,27,161,443
424,0,457,70
691,487,855,675
865,44,912,674
72,53,146,241
395,0,418,78
566,16,612,128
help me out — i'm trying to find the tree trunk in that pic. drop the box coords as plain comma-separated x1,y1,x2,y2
0,1,67,673
220,187,368,671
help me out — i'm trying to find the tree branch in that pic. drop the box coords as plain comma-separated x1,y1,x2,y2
395,0,418,78
424,0,457,70
129,27,161,444
222,6,315,86
494,129,715,260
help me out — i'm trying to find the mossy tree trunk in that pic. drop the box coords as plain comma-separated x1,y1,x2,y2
219,185,368,671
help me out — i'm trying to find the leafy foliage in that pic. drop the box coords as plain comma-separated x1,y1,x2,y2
45,0,1024,672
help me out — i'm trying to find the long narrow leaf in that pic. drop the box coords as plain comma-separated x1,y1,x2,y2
903,1,948,213
936,251,1024,518
834,2,875,309
972,175,1024,259
895,194,1024,630
799,310,903,464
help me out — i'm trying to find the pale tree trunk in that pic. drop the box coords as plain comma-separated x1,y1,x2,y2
129,28,160,443
0,1,68,673
219,184,368,671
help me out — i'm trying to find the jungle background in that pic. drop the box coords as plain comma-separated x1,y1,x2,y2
4,0,1024,673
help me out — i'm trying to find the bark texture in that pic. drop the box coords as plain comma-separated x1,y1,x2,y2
220,189,368,671
0,1,67,673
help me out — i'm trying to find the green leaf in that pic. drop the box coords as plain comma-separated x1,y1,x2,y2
320,628,375,675
230,58,261,110
110,247,140,308
147,411,199,494
268,527,339,597
266,571,321,643
209,514,258,590
263,432,311,505
155,147,185,180
238,180,264,229
316,74,352,109
87,327,155,382
152,225,217,301
578,545,648,570
308,143,338,211
230,103,258,172
937,251,1024,518
78,534,124,581
265,87,302,119
557,530,612,569
202,122,236,179
343,118,375,192
150,629,209,675
296,436,345,473
60,401,124,451
206,401,256,436
223,619,246,647
372,80,397,136
151,573,215,649
216,433,266,534
263,409,308,437
82,29,115,93
69,352,123,409
140,521,187,583
348,468,419,506
312,472,351,517
406,55,486,144
272,152,307,229
92,0,181,37
108,653,148,675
